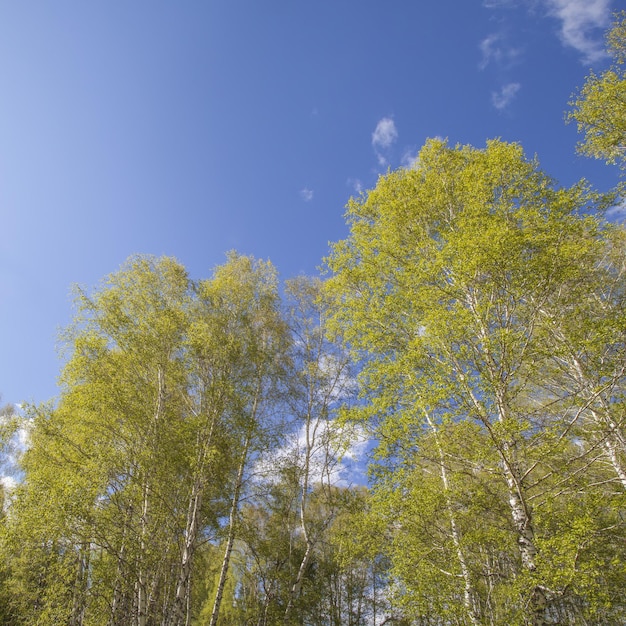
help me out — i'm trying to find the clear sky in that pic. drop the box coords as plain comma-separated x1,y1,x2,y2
0,0,622,408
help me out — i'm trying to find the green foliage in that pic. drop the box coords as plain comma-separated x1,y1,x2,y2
4,14,626,618
568,11,626,170
0,254,295,626
326,138,626,624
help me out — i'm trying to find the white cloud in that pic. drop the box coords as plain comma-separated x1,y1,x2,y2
372,117,398,168
544,0,611,63
607,202,626,221
282,420,369,487
300,187,314,202
0,475,16,492
401,149,420,169
377,153,389,167
347,178,364,194
480,33,502,69
479,32,522,69
253,419,369,488
483,0,610,63
372,117,398,150
491,82,521,109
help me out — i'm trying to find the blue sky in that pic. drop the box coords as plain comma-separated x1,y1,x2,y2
0,0,622,407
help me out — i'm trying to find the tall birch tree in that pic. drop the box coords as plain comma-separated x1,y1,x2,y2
282,276,355,623
4,256,192,625
326,138,625,625
199,253,288,626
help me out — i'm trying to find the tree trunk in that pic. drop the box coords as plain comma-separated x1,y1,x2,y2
137,481,150,626
285,394,319,621
604,435,626,488
425,412,480,626
168,395,220,626
138,366,168,626
209,433,251,626
495,397,547,626
169,479,203,626
70,541,90,626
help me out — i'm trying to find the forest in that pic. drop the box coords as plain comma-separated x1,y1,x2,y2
1,13,626,626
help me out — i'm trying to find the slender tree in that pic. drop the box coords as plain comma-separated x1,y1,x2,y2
202,253,289,626
2,256,192,625
282,276,356,623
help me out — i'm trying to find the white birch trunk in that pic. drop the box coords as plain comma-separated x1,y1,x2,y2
168,402,219,626
208,433,251,626
284,402,316,620
137,481,150,626
603,435,626,488
424,412,480,626
169,480,203,626
109,513,130,626
570,357,626,489
494,394,549,626
138,366,167,626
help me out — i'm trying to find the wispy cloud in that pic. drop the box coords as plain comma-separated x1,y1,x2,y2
372,117,398,150
300,187,314,202
544,0,611,63
483,0,611,63
491,82,521,109
483,0,518,7
607,201,626,221
253,420,369,488
347,178,364,194
480,33,502,69
372,117,398,166
479,32,522,69
401,148,419,169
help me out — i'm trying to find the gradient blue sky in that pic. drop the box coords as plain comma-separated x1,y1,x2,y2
1,0,622,407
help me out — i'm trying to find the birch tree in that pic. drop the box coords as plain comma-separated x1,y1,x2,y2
1,253,290,626
282,276,356,623
3,256,192,625
200,253,288,626
326,138,625,625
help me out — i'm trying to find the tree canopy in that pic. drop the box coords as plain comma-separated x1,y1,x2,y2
326,138,626,625
569,11,626,170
